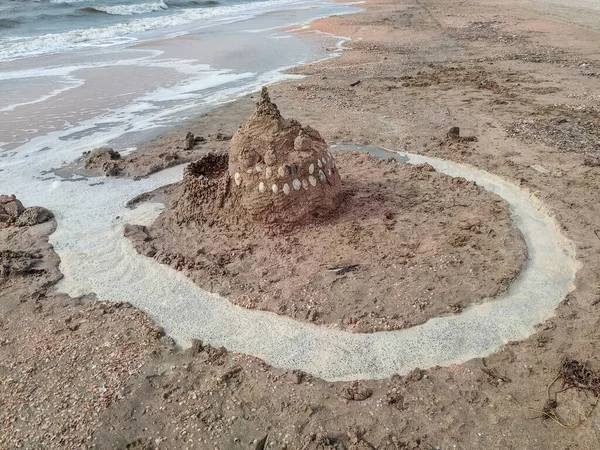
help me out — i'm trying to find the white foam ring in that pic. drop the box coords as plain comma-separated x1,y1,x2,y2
51,147,579,381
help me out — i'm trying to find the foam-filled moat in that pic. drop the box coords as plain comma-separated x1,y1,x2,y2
126,89,527,332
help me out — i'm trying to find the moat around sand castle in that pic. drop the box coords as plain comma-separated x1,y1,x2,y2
127,88,529,333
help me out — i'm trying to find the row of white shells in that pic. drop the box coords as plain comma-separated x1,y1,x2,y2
233,153,335,192
233,152,333,186
236,169,332,195
240,167,333,195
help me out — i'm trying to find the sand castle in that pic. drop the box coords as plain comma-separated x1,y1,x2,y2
174,87,341,227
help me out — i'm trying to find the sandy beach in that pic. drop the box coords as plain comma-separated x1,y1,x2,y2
2,0,600,448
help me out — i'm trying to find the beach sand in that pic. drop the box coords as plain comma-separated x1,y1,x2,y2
2,0,600,448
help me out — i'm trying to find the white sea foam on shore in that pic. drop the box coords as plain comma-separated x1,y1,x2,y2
93,1,169,15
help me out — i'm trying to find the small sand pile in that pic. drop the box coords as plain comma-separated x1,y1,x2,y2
0,195,53,228
173,87,341,227
83,147,122,176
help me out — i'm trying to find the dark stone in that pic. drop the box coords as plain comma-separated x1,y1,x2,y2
184,132,195,150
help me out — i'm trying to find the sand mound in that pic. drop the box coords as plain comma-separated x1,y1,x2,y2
173,87,341,228
0,195,53,228
128,148,526,332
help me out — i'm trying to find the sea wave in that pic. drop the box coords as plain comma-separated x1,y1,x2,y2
166,0,220,6
83,1,169,16
0,0,302,61
0,18,22,30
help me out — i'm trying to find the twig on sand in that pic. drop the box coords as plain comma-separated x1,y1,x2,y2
327,264,360,276
594,229,600,241
481,367,512,383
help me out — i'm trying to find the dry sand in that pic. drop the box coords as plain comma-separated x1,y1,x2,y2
3,0,600,448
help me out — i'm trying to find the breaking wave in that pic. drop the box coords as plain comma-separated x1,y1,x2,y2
82,1,168,15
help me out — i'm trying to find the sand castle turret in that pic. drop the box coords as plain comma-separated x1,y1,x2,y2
227,87,341,224
175,87,341,227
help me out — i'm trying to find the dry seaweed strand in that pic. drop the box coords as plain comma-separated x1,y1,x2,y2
533,359,600,428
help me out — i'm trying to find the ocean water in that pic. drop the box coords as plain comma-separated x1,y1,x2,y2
0,0,330,61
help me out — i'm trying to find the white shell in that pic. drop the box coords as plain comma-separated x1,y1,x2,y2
265,167,273,178
255,165,263,173
234,172,242,186
302,179,309,190
327,169,332,177
278,166,285,177
318,169,326,182
259,182,265,193
309,163,315,174
283,184,290,195
317,159,323,168
272,184,279,193
293,179,302,190
309,175,317,186
246,168,254,174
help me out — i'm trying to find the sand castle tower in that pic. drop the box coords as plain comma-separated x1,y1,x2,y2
227,87,342,225
174,87,342,227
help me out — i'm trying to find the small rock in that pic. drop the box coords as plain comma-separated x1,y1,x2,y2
339,381,372,401
0,195,25,226
184,132,195,150
447,126,461,139
214,133,232,141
